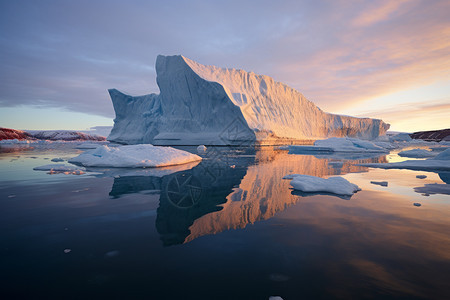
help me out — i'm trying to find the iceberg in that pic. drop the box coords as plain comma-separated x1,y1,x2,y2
283,174,361,196
108,55,389,145
68,144,202,168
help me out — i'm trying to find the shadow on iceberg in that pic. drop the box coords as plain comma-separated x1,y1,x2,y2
439,172,450,184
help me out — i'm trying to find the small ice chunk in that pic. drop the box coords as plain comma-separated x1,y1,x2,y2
413,203,422,207
64,249,71,253
370,181,388,187
286,174,360,196
197,145,207,152
398,148,435,158
269,297,284,300
51,158,64,162
416,175,427,179
69,144,202,168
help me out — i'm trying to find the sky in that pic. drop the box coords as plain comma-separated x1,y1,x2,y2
0,0,449,132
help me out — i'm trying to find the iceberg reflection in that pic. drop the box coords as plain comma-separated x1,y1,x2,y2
107,148,387,245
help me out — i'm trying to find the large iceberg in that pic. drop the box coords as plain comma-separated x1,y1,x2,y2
108,55,389,145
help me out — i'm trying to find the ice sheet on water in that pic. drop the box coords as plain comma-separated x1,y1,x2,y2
398,148,435,158
284,174,360,196
414,184,450,196
69,144,202,168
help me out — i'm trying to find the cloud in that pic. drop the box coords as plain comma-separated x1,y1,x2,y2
351,0,412,27
352,99,450,131
0,0,448,131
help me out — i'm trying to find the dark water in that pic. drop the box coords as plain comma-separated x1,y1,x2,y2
0,145,449,299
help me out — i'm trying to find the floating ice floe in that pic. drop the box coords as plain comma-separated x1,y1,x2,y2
68,144,202,168
359,149,450,171
370,181,388,187
33,164,86,175
286,137,389,155
51,158,65,162
33,164,85,172
398,148,435,158
75,142,106,149
414,184,450,196
283,174,361,196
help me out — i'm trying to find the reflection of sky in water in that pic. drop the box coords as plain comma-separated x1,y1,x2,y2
0,145,449,299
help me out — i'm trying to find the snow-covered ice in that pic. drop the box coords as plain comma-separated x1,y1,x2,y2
398,148,435,158
107,55,389,145
287,137,389,154
27,130,105,141
68,144,202,168
284,174,361,196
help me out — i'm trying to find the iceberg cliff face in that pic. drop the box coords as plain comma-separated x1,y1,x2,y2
108,55,389,145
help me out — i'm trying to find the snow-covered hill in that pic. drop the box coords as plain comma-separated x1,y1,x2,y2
0,127,106,141
108,55,389,145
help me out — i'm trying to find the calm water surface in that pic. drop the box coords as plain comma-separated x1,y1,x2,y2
0,144,449,299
